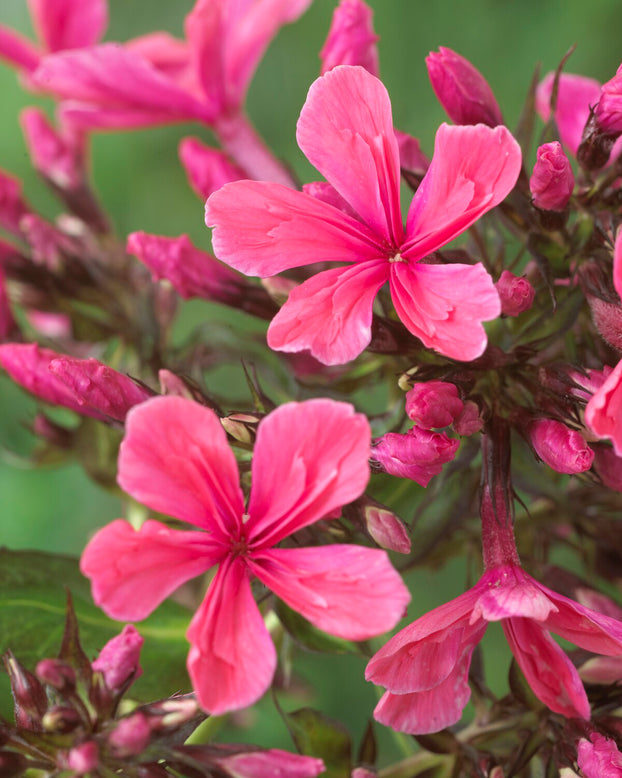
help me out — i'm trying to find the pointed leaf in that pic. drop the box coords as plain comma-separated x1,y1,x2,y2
283,707,352,778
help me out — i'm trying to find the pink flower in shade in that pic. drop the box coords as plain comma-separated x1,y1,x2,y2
320,0,379,77
536,72,602,156
206,66,521,366
530,141,575,211
0,0,107,75
80,396,410,714
366,489,622,735
371,427,459,487
577,733,622,778
405,380,464,429
585,360,622,456
529,418,594,474
425,47,503,127
495,269,535,317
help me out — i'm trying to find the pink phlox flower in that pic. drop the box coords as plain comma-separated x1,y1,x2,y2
577,733,622,778
31,0,312,131
585,359,622,456
0,0,107,75
366,561,622,734
80,395,410,714
206,65,521,365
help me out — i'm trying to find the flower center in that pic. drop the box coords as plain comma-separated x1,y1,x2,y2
389,252,406,263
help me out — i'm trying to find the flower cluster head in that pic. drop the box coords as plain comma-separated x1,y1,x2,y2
81,395,410,714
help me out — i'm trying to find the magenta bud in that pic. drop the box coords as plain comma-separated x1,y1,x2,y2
371,427,459,487
92,625,143,692
595,65,622,135
495,270,535,317
179,137,244,200
20,108,82,190
453,400,484,436
530,141,574,211
320,0,379,77
364,505,411,554
405,380,463,429
577,733,622,777
529,418,594,474
426,46,503,127
36,658,75,692
108,712,151,758
49,356,152,422
63,742,99,776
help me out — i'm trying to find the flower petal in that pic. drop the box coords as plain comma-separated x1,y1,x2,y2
403,123,521,259
118,396,244,537
372,642,478,735
187,557,276,714
250,545,410,640
245,399,370,547
503,617,590,719
267,260,389,365
390,261,500,360
472,566,558,622
585,359,622,456
366,586,484,693
0,25,41,72
32,45,210,128
297,65,403,245
206,180,384,277
80,519,224,622
28,0,108,52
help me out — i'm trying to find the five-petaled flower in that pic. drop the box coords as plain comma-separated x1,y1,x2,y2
206,65,521,366
81,395,410,714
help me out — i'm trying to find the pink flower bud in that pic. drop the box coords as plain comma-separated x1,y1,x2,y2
394,130,430,176
35,658,75,692
577,733,622,778
42,705,82,733
495,270,535,316
20,108,82,189
320,0,379,77
158,369,196,398
214,749,325,778
530,141,574,211
26,310,71,338
92,624,143,691
108,712,151,757
371,427,459,486
49,356,152,422
364,504,411,553
0,170,30,235
595,65,622,135
3,651,47,730
593,444,622,491
179,137,244,200
453,400,484,435
64,742,99,776
0,343,108,420
405,380,463,429
529,418,594,474
426,46,503,127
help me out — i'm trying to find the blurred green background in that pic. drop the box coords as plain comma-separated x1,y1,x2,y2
0,0,619,764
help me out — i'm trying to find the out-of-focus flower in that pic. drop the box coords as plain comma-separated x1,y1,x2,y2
81,396,410,714
426,46,503,127
20,108,82,190
585,360,622,456
529,418,594,474
207,66,520,365
530,141,574,211
536,72,601,155
320,0,379,77
595,65,622,135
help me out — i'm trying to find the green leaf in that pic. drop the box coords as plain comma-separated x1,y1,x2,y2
282,707,351,778
0,548,192,715
276,600,361,655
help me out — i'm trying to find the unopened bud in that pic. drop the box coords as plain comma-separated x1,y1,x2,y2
145,696,199,730
32,414,74,449
426,46,503,127
108,712,151,758
535,71,601,155
364,504,411,554
63,741,99,776
20,108,82,190
42,705,82,733
453,400,484,436
530,141,574,211
529,418,594,474
585,359,622,456
221,413,261,445
0,170,30,235
577,733,622,778
36,658,75,693
405,381,463,429
92,625,143,692
495,270,535,317
594,65,622,136
320,0,379,77
371,428,459,487
3,651,47,730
